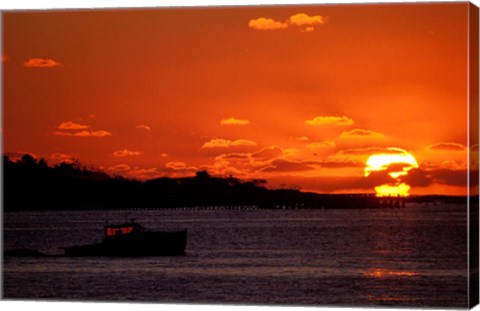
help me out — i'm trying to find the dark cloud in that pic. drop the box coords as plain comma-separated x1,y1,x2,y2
426,142,466,152
261,159,315,172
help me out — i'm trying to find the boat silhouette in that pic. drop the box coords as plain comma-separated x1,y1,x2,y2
63,220,187,257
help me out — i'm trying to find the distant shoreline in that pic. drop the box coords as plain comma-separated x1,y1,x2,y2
3,194,472,212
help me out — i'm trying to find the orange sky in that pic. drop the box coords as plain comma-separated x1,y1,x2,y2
2,3,478,195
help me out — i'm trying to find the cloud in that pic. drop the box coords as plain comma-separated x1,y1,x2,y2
52,131,74,136
113,149,142,157
107,164,132,172
23,58,62,68
402,167,474,188
288,13,326,27
164,162,200,175
268,174,392,193
200,144,362,178
340,129,384,139
207,146,292,176
426,142,466,152
248,17,289,30
75,130,112,137
267,165,475,193
127,167,161,180
160,153,169,158
261,158,316,172
136,124,151,131
306,141,336,149
296,136,310,142
305,115,354,126
220,117,250,125
53,130,112,137
53,120,112,137
57,121,90,130
251,146,284,160
202,138,257,148
336,147,406,157
249,13,327,31
105,162,200,180
50,153,77,164
165,162,188,170
316,159,363,169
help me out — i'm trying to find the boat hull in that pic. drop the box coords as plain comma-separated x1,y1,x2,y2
63,230,187,257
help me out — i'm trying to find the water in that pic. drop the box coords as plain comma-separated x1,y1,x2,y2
2,204,469,307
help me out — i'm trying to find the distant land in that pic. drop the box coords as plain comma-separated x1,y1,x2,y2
3,154,471,212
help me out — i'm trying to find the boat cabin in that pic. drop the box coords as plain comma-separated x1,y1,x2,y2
104,222,143,238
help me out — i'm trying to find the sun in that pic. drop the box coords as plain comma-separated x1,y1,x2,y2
364,148,419,197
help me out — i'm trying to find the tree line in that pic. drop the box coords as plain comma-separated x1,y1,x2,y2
3,154,315,211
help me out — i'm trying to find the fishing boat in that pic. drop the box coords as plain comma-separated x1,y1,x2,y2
63,220,187,257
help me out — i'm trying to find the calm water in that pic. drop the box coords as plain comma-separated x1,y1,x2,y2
2,204,469,307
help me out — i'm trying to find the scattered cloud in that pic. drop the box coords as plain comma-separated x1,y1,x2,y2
340,129,384,139
336,147,405,157
207,146,313,176
207,146,280,175
439,160,468,171
136,124,151,131
426,142,466,152
306,141,336,149
305,115,354,126
163,162,200,176
52,131,74,137
288,13,326,27
50,153,77,164
107,164,132,172
113,149,142,157
296,136,310,142
202,138,257,148
57,121,90,130
127,167,161,180
53,130,112,137
165,162,188,170
248,17,288,30
160,153,169,158
53,120,112,137
251,146,284,160
316,159,363,169
220,117,250,125
74,130,112,137
261,158,316,172
23,58,62,68
249,13,327,31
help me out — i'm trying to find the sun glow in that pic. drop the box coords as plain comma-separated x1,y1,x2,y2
374,183,411,197
364,148,418,197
